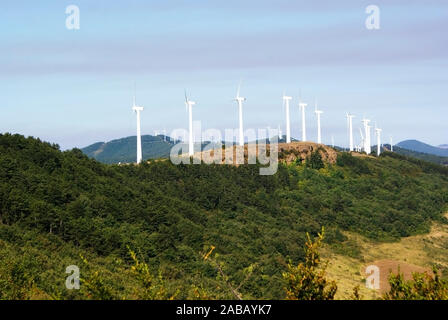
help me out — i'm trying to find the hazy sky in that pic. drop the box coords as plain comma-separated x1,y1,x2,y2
1,0,447,149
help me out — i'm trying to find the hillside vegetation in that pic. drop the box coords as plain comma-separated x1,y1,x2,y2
1,133,448,299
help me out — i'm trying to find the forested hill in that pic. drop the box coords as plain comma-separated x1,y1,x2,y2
1,133,448,299
390,145,448,166
81,135,175,164
81,135,289,164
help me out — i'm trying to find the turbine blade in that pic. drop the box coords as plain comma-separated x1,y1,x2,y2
237,79,242,98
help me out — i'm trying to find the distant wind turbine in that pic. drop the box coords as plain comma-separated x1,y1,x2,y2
358,127,365,152
362,118,372,154
314,99,323,144
346,113,355,152
234,81,246,146
298,96,308,142
184,90,196,156
375,124,382,156
283,93,292,143
132,87,144,164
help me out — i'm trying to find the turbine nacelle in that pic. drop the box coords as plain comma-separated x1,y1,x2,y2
346,113,355,119
132,106,144,113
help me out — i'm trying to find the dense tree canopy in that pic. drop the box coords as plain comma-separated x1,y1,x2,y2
0,133,447,299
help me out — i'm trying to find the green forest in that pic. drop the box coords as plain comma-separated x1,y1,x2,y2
1,133,448,299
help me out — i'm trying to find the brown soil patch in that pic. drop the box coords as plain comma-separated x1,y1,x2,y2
182,141,338,166
362,260,431,294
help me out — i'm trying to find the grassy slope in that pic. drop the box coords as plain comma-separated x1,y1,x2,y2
323,212,448,299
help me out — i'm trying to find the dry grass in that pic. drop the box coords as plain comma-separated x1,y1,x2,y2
321,212,448,300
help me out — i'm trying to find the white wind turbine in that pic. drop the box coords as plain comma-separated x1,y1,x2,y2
234,82,246,147
132,88,144,164
298,95,308,142
390,136,393,152
314,99,323,144
358,127,365,152
184,90,196,156
346,113,355,152
283,93,292,143
375,124,382,156
362,118,372,154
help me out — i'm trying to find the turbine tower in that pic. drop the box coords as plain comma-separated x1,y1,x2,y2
234,82,246,146
184,90,196,156
375,125,382,156
299,98,308,142
283,94,292,143
346,113,355,152
390,136,393,152
132,91,144,164
362,118,371,154
314,100,323,144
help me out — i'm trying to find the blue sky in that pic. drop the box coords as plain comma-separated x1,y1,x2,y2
1,0,447,149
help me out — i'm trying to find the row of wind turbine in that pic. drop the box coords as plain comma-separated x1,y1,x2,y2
132,84,392,163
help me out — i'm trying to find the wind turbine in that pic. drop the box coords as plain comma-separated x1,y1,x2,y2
346,113,355,152
234,82,246,146
358,127,365,152
390,136,393,152
132,88,144,164
298,95,307,142
184,90,196,156
283,93,292,143
375,124,382,156
314,99,323,144
362,118,371,154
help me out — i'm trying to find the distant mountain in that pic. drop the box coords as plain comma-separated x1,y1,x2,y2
81,135,176,164
396,140,448,157
382,144,448,166
438,144,448,149
82,135,290,164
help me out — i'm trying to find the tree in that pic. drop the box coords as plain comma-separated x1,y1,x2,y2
383,267,448,300
283,227,337,300
306,150,325,170
128,247,175,300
